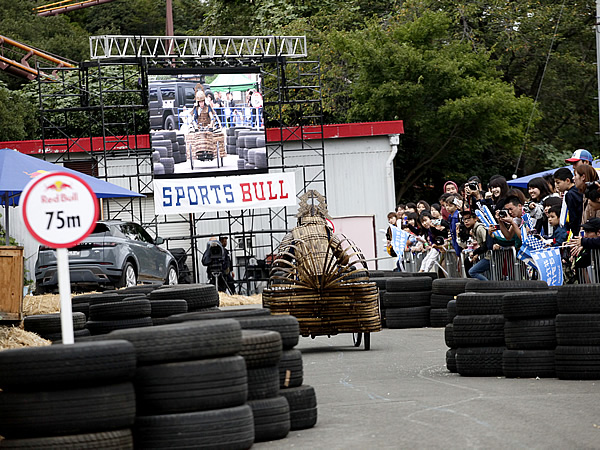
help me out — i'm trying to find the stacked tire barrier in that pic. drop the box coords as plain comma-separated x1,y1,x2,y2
502,291,558,378
151,131,186,175
555,285,600,380
429,278,468,327
87,296,153,336
23,312,89,342
235,130,266,170
164,309,318,437
148,284,220,312
0,340,137,448
382,277,433,329
109,319,255,448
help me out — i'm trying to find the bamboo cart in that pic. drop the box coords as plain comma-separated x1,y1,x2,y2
185,130,226,169
262,192,381,350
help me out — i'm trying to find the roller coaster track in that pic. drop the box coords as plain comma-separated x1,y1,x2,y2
34,0,116,16
0,35,76,80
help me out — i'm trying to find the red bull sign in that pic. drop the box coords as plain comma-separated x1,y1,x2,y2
20,172,98,248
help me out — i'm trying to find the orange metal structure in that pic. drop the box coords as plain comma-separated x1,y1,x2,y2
35,0,116,16
0,35,75,80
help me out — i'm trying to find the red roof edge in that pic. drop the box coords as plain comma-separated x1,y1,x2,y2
266,120,404,142
0,135,151,155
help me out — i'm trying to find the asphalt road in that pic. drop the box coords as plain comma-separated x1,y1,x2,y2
257,327,600,449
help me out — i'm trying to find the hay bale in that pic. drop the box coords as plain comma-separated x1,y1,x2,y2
219,292,262,307
0,326,51,351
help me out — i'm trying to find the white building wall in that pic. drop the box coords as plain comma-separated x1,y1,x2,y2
8,132,398,289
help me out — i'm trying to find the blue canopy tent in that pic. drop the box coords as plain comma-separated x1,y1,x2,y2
0,148,143,243
507,160,600,189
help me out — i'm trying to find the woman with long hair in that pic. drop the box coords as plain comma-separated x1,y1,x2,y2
575,164,600,223
527,177,556,234
488,175,510,212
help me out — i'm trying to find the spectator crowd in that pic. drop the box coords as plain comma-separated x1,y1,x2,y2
386,149,600,284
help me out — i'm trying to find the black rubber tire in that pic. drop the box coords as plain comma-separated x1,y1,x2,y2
431,278,469,296
71,302,89,319
279,349,303,388
279,385,318,430
446,348,457,373
241,329,283,369
164,307,271,324
247,366,280,400
248,396,291,442
87,295,124,306
149,299,188,318
466,280,548,293
121,284,160,295
504,318,556,350
452,315,505,347
430,293,455,309
556,314,600,346
444,324,455,348
106,319,242,365
368,270,386,278
557,285,600,313
502,291,558,320
41,328,91,342
0,340,136,389
386,277,433,292
149,284,220,310
72,293,119,305
382,290,431,308
133,404,255,449
456,346,505,376
86,317,153,335
555,346,600,380
23,313,86,334
0,429,133,449
237,315,300,349
385,306,430,329
447,299,457,322
502,349,556,378
134,355,247,415
372,277,391,290
430,308,450,328
456,292,504,315
89,299,151,321
0,382,135,439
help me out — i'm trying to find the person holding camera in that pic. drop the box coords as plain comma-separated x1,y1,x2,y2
495,196,529,249
201,236,234,293
464,176,493,213
554,167,583,237
457,211,491,280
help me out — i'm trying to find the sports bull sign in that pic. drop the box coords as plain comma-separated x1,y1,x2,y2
153,172,296,214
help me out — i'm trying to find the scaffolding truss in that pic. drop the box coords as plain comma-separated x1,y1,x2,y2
37,35,324,293
89,35,307,61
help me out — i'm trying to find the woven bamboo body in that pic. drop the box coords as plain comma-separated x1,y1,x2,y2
266,216,381,337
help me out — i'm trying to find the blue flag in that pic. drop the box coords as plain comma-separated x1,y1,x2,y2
531,247,563,286
390,225,410,265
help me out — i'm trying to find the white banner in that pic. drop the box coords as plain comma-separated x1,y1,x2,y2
153,172,296,215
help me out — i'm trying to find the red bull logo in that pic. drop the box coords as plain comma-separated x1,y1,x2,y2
46,181,72,192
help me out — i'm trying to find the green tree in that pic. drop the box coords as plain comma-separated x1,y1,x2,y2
0,81,38,141
324,7,534,199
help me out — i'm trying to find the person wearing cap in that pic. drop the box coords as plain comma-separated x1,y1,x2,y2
443,181,458,195
566,149,593,170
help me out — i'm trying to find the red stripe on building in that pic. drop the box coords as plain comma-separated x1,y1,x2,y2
0,121,403,155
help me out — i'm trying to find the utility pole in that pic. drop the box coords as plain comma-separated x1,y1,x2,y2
166,0,173,36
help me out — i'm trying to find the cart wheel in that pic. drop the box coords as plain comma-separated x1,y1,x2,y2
364,333,370,351
352,332,362,347
189,144,194,170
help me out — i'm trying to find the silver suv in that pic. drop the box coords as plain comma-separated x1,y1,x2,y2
35,221,178,293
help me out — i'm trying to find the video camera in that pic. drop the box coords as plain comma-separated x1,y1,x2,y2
466,182,479,192
203,240,225,274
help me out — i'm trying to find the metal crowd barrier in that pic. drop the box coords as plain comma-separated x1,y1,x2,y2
488,246,527,281
402,251,425,273
576,248,600,283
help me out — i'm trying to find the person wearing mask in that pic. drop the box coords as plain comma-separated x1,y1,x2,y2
566,149,593,170
554,167,583,238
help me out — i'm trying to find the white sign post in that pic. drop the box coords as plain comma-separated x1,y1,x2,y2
20,172,98,344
